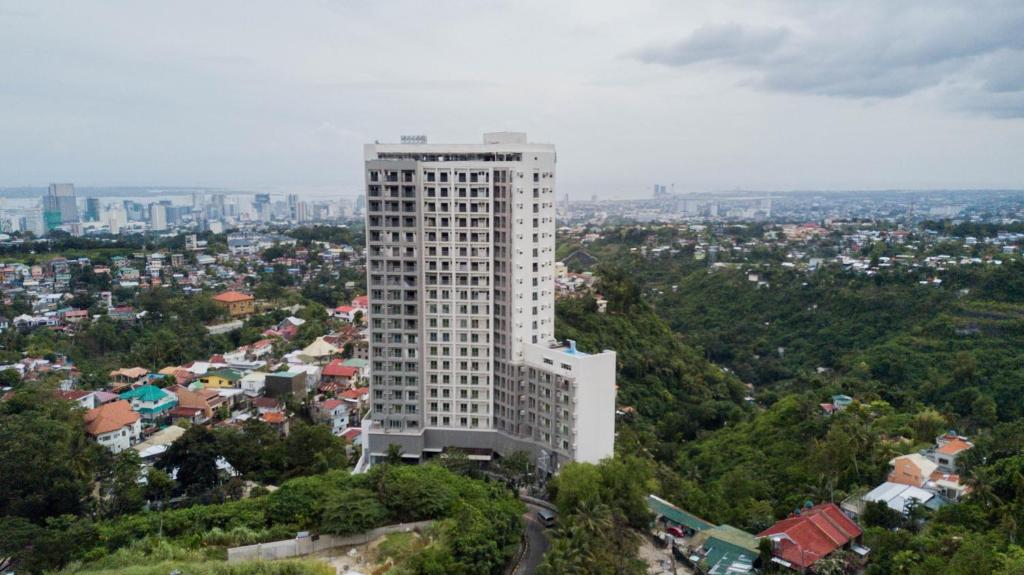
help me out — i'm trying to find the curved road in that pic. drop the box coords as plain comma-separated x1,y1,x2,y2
513,503,551,575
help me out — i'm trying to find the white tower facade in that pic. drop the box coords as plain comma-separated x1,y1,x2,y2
362,133,615,471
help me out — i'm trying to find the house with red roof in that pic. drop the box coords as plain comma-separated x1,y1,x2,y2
332,305,357,322
340,387,369,410
340,427,362,444
57,389,97,410
312,398,350,433
759,503,867,572
351,295,368,311
320,359,359,392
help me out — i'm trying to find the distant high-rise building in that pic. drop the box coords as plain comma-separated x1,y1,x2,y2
84,197,101,221
355,194,366,215
43,183,78,229
295,201,310,223
362,132,617,472
653,184,669,198
123,200,146,221
149,203,168,231
106,205,127,234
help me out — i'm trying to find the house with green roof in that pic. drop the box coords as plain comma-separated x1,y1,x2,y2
690,524,760,574
648,494,715,533
120,385,177,422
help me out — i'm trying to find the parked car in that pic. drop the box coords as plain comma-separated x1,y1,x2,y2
537,508,557,528
666,525,685,538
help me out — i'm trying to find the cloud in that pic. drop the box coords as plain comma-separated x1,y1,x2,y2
630,2,1024,117
634,23,789,67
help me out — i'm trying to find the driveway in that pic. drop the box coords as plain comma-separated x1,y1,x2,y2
513,503,551,575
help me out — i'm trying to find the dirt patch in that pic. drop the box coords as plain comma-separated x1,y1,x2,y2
638,535,694,575
315,531,426,575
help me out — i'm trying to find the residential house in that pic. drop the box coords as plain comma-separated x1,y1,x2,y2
260,411,290,435
332,305,357,322
199,368,243,389
820,394,854,415
340,386,370,414
57,389,97,410
351,295,368,314
240,371,267,396
341,427,362,445
845,482,945,517
252,396,282,415
158,366,196,387
133,424,186,462
212,290,255,317
312,398,349,433
167,385,215,424
688,525,760,575
927,432,974,473
265,370,308,398
119,385,178,423
759,503,868,573
108,306,137,322
84,400,142,453
320,358,359,392
888,453,938,488
342,357,370,379
109,366,150,391
887,435,973,501
61,309,89,324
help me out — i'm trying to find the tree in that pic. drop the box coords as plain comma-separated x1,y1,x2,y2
159,425,221,495
437,448,478,478
144,467,176,505
280,422,349,479
97,450,145,518
0,367,21,388
911,409,947,443
385,443,404,465
0,386,102,522
319,488,387,535
862,500,902,530
497,450,532,489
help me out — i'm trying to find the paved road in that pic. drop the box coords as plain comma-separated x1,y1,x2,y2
514,504,551,575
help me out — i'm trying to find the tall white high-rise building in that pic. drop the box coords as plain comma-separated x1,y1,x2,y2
362,132,616,472
149,203,168,231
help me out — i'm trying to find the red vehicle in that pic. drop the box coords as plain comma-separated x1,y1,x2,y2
666,526,685,538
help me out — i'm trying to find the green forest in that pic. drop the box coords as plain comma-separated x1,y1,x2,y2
553,239,1024,574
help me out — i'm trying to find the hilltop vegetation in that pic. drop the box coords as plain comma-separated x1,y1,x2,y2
1,457,523,574
554,230,1024,574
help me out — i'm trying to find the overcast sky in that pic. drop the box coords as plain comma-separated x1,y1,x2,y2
2,0,1023,198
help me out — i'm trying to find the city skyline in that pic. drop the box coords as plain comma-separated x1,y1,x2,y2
1,1,1022,198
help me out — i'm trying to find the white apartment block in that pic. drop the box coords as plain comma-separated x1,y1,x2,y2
362,132,616,472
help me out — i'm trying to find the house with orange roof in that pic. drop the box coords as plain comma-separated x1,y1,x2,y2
109,366,150,391
84,400,142,453
212,290,256,317
926,432,974,473
260,411,290,435
167,385,215,424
